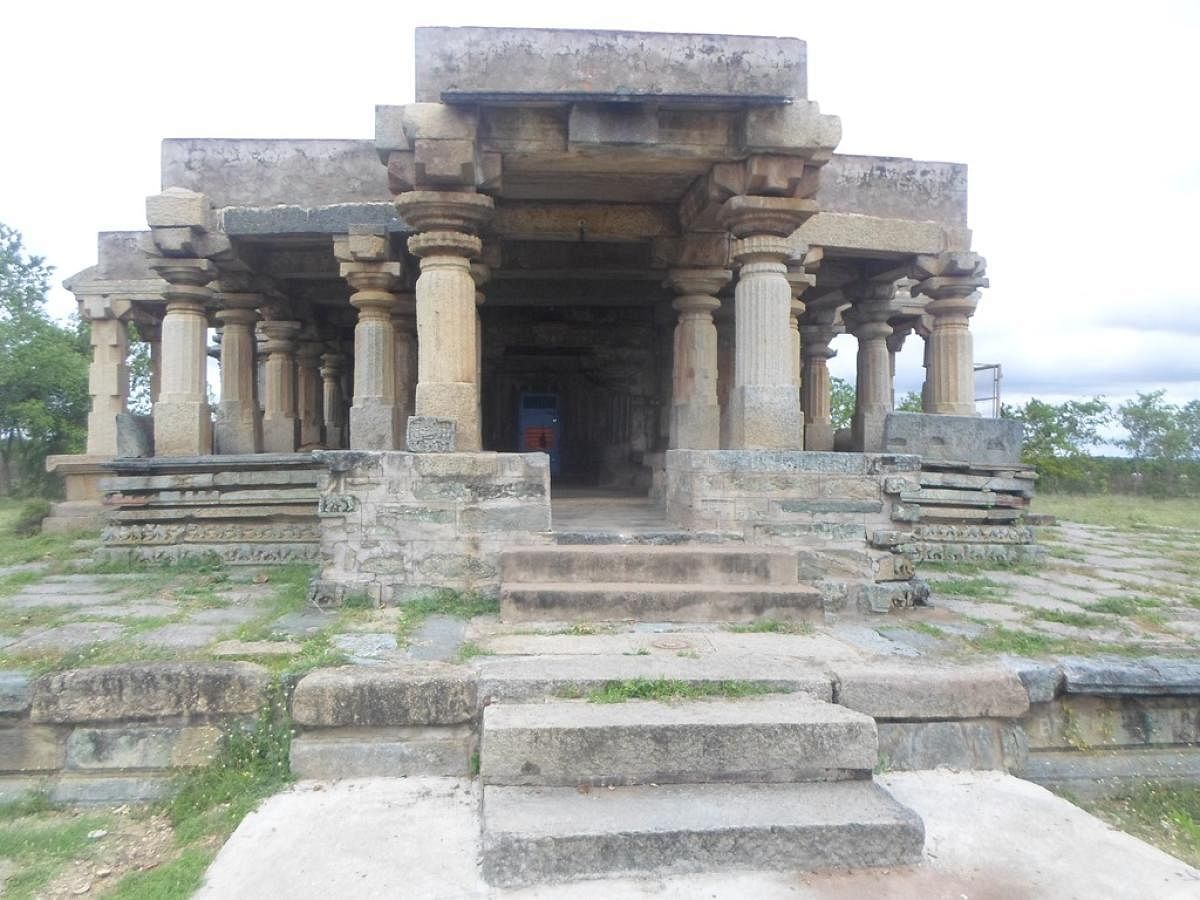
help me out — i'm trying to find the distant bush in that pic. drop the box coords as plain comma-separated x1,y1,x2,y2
12,498,51,535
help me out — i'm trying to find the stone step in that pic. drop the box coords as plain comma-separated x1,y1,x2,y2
500,544,797,586
480,694,876,786
501,582,823,623
481,780,925,887
474,654,833,704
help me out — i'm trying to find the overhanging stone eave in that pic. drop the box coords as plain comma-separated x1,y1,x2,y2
219,202,406,237
798,212,954,258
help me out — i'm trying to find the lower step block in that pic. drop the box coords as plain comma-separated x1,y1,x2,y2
481,780,924,887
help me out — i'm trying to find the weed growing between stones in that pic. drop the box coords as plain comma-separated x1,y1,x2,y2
726,620,814,635
579,678,780,704
394,589,500,646
967,625,1166,658
0,804,114,898
1028,608,1107,629
906,621,948,638
456,641,495,662
925,576,1011,601
1084,596,1163,617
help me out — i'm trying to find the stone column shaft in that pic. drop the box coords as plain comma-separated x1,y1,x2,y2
320,352,347,450
393,295,418,429
846,296,895,452
343,264,401,450
926,297,978,415
150,259,215,456
85,317,129,456
800,325,837,451
259,320,301,453
213,298,261,454
297,342,325,448
668,269,729,450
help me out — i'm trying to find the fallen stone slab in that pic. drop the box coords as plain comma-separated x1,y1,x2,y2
476,654,833,703
831,662,1030,720
1060,656,1200,695
31,662,271,723
291,663,476,727
481,694,876,787
290,726,473,779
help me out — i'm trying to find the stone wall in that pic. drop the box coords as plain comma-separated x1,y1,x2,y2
312,451,551,605
99,454,324,566
0,664,269,805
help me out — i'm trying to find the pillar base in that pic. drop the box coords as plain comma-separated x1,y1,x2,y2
670,402,720,451
350,403,401,451
262,417,300,454
153,400,212,456
853,412,888,453
805,421,835,452
415,382,480,452
726,385,803,450
215,402,261,455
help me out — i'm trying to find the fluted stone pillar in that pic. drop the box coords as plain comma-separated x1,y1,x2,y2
845,286,896,452
886,330,908,409
346,268,400,449
668,268,729,450
800,322,838,451
213,296,261,454
718,198,812,449
297,340,325,448
150,259,215,456
259,320,301,453
393,294,418,429
394,191,494,452
913,252,988,416
146,325,162,406
84,317,129,456
320,352,347,450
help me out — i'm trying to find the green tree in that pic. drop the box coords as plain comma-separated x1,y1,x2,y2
897,391,923,413
1117,390,1196,461
1001,396,1112,490
830,376,856,431
0,224,90,496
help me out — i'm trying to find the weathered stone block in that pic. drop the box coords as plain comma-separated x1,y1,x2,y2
115,413,154,458
0,725,66,772
881,413,1023,466
49,775,171,805
291,664,477,727
290,726,472,778
406,416,456,452
64,724,223,770
833,663,1030,720
877,720,1026,771
1059,657,1200,696
0,671,31,715
31,663,270,723
146,188,208,229
1024,696,1200,751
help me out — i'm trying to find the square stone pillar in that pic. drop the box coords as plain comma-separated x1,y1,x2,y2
394,192,494,452
213,295,262,455
258,319,301,453
320,351,347,450
84,316,129,456
667,268,729,450
149,259,215,456
297,339,326,448
800,319,838,451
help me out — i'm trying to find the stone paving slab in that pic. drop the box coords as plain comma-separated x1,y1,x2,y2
133,624,225,650
76,603,180,620
195,774,1200,899
5,593,126,609
186,606,266,626
5,622,125,653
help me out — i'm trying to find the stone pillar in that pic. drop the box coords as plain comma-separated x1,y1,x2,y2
393,294,418,428
667,268,729,450
320,352,347,450
149,259,215,456
335,231,404,450
84,316,129,456
912,253,989,416
886,330,908,409
844,284,896,452
139,322,162,407
213,295,261,454
715,304,735,450
800,320,838,451
259,319,301,453
394,191,494,452
718,197,812,449
297,339,326,448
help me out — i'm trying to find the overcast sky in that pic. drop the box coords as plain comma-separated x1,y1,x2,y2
2,0,1197,413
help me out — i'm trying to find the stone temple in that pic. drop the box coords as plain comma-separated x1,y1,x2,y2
48,26,1037,614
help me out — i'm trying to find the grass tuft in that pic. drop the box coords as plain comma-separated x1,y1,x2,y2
727,620,813,635
582,677,780,704
1028,608,1106,628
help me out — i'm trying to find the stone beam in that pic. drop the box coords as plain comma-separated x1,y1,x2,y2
816,156,968,225
414,27,807,102
493,202,677,242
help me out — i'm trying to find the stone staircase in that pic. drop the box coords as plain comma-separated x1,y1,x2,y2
499,544,825,623
478,691,924,887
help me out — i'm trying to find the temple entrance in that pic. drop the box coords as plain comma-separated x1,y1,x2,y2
480,299,666,492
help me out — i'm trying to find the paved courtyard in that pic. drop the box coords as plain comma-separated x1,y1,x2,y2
1,518,1198,676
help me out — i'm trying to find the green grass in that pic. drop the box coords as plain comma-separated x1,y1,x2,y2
927,576,1010,601
967,625,1165,658
0,808,113,899
394,589,501,645
727,620,813,635
1069,782,1200,868
1045,544,1088,562
906,621,948,638
1033,493,1200,532
1084,596,1163,616
581,677,779,704
109,846,214,900
456,640,494,662
1028,608,1107,629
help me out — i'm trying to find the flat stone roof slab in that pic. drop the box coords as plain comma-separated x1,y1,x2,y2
415,27,806,103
